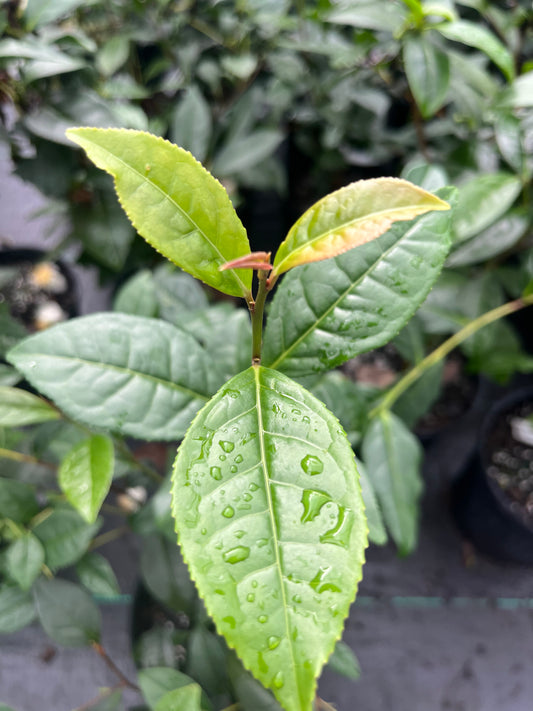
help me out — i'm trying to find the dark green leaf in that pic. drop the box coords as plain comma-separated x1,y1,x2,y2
0,478,39,523
7,314,224,441
0,386,59,427
23,0,87,29
96,36,131,77
138,667,205,709
356,458,388,546
212,130,284,178
153,264,209,323
263,190,454,377
326,1,407,32
170,86,212,164
0,364,21,387
447,213,527,267
33,578,101,646
392,362,444,429
140,535,197,615
228,652,283,711
494,113,525,173
326,640,361,680
5,533,45,590
0,585,36,634
113,270,159,317
155,686,203,711
362,410,423,555
76,552,120,597
172,366,367,710
403,34,450,118
58,435,114,523
33,507,100,571
185,626,228,700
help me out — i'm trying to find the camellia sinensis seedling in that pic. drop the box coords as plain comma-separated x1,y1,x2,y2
8,128,452,711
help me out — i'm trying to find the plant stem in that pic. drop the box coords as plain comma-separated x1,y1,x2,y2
251,269,269,365
89,525,130,550
114,438,163,484
372,294,533,416
0,447,55,469
92,641,140,692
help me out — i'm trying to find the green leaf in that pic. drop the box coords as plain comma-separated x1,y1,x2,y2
96,36,131,77
113,270,159,317
0,478,39,523
453,173,522,243
7,314,224,441
326,1,407,32
33,507,100,571
228,652,283,711
86,690,122,711
212,130,284,178
0,364,22,387
494,113,525,174
66,128,252,299
0,585,36,634
271,178,449,278
76,552,120,597
0,386,59,427
5,533,45,590
403,34,450,118
361,411,423,555
138,667,208,710
310,372,369,448
171,86,213,164
392,361,444,428
172,366,367,711
33,578,101,646
185,626,229,699
447,213,527,267
23,0,87,29
326,640,361,680
356,458,387,546
140,534,197,615
58,435,114,523
0,304,27,358
497,70,533,108
263,190,455,377
438,20,515,81
153,264,209,323
0,38,86,80
155,686,204,711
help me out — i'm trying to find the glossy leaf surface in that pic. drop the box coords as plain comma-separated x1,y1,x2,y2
76,552,120,597
0,478,39,523
263,190,454,377
271,178,449,278
0,386,59,427
362,411,422,555
7,314,223,441
66,128,252,298
5,533,45,590
172,366,367,711
58,435,114,523
33,507,100,571
438,20,514,81
0,585,36,633
138,667,211,711
403,34,450,118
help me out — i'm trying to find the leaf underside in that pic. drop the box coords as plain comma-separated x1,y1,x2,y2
172,366,367,711
271,178,449,278
66,127,252,298
7,313,224,441
263,188,455,377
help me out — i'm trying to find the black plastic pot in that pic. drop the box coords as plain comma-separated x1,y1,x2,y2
451,386,533,564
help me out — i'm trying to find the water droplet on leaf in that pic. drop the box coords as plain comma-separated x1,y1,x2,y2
223,546,250,564
222,506,235,518
300,489,332,523
210,466,222,481
273,671,284,688
220,440,235,453
301,454,324,475
258,614,268,624
268,635,280,650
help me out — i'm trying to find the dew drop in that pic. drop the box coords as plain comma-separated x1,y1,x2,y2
210,466,222,481
310,566,341,594
249,483,259,492
215,588,225,595
257,651,269,674
257,538,269,548
223,546,250,564
301,454,324,476
230,465,238,473
319,506,355,549
252,580,258,588
268,635,281,650
273,671,284,689
292,594,302,603
234,454,243,463
300,489,332,523
222,506,235,518
243,492,252,502
220,440,235,453
225,389,239,399
235,529,246,539
258,614,268,624
223,615,236,628
247,593,255,603
219,454,226,461
201,528,207,535
302,415,311,424
291,408,301,416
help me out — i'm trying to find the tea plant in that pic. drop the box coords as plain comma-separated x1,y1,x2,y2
4,128,454,710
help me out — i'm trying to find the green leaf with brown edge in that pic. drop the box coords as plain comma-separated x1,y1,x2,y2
66,128,252,299
263,188,455,378
361,410,423,555
58,435,114,523
0,386,59,427
270,178,449,279
172,366,367,711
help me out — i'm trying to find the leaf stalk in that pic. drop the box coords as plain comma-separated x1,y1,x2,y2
251,269,270,364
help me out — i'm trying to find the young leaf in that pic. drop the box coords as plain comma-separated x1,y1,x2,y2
76,552,120,597
172,366,367,711
270,178,449,278
0,478,39,523
171,86,212,164
361,411,423,555
403,34,450,118
326,640,361,680
0,386,59,427
5,533,45,590
33,507,100,571
33,577,101,646
438,20,515,81
138,667,210,710
66,128,252,299
7,314,224,441
155,686,204,711
58,435,114,524
263,190,454,377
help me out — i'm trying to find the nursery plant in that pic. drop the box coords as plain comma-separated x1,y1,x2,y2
1,127,456,711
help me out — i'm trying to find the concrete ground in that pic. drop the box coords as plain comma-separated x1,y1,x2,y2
2,148,533,711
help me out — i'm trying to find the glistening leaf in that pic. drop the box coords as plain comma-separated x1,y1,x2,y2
263,189,455,377
172,366,367,711
403,34,450,118
271,178,449,278
361,411,422,555
58,435,114,523
7,314,224,441
66,128,252,298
